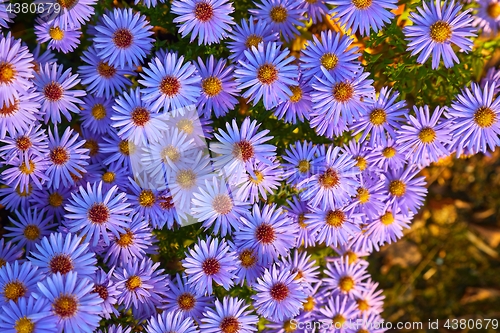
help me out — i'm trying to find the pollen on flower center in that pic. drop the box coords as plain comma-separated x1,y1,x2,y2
83,139,99,156
474,106,497,128
202,76,223,97
283,320,296,333
0,99,19,116
212,194,233,215
345,250,358,264
303,295,315,312
382,146,396,158
298,214,308,228
418,127,437,144
97,61,117,79
176,169,197,189
0,62,16,84
57,0,78,9
358,329,370,333
289,85,303,103
113,28,133,48
270,282,289,301
298,159,310,173
357,187,370,203
245,34,263,49
325,210,346,228
49,192,63,207
116,229,134,247
131,107,150,126
255,223,276,244
339,276,355,292
202,257,221,275
87,203,110,224
138,189,156,207
50,146,69,165
19,160,35,175
177,293,196,310
369,108,387,125
429,20,452,43
87,104,105,120
44,82,64,102
177,119,194,134
355,156,367,171
93,284,109,300
53,294,78,318
487,2,500,18
220,317,240,333
333,314,346,326
119,140,135,155
332,82,354,103
270,5,288,23
3,280,27,301
49,26,65,41
357,298,370,311
319,168,340,189
160,76,181,97
389,180,406,197
195,1,214,22
125,275,142,291
249,170,264,184
239,249,257,268
161,145,181,162
50,254,74,274
23,225,40,241
257,63,278,85
14,316,34,333
380,211,395,225
232,140,255,161
351,0,373,9
320,53,339,70
102,171,115,183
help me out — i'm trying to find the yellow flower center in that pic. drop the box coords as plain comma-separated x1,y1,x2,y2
19,160,35,175
49,192,63,207
303,295,315,312
177,119,194,135
249,170,264,184
319,168,340,189
57,0,77,8
333,82,354,102
369,108,387,125
125,275,142,291
320,53,339,70
429,20,452,43
344,250,358,264
0,62,16,84
289,85,303,103
116,229,134,247
239,249,257,268
298,159,310,173
176,169,197,189
131,107,150,127
356,187,370,203
83,139,99,157
161,145,181,162
160,76,181,97
355,156,367,171
14,317,35,333
195,1,214,22
119,140,134,155
351,0,372,9
177,293,196,310
333,314,346,326
212,194,233,215
298,213,308,228
283,319,297,332
474,106,497,128
382,146,396,158
202,76,222,97
24,225,40,241
325,210,346,228
49,26,64,41
270,5,288,23
138,189,155,207
389,180,406,197
357,298,370,312
338,276,355,292
245,34,263,49
380,211,395,225
418,127,436,144
257,63,278,85
16,136,32,151
487,2,500,18
102,171,115,183
112,28,133,48
91,103,106,120
97,61,116,78
3,280,27,301
53,294,78,318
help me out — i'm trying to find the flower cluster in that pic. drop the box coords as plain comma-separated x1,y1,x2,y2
0,0,499,332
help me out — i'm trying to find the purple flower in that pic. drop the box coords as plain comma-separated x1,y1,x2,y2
35,0,97,28
34,18,81,53
273,75,313,123
366,204,414,250
383,166,427,215
354,279,385,316
0,123,48,164
353,171,387,221
0,261,40,306
4,208,55,253
366,138,407,172
236,157,283,204
324,258,369,298
200,296,259,333
0,239,23,269
278,249,320,293
1,153,50,192
318,294,360,332
231,245,264,286
91,268,120,319
29,186,72,222
473,0,500,37
0,296,56,332
0,89,40,140
282,141,320,187
146,310,198,333
285,196,317,248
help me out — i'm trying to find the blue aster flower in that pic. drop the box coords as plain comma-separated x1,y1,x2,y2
171,0,235,45
250,0,305,42
0,296,56,332
300,0,329,24
0,261,41,306
97,162,130,193
236,157,284,204
235,42,298,110
447,82,500,156
45,126,89,190
31,44,56,74
34,271,103,333
282,141,320,187
227,16,279,61
473,0,500,37
146,310,198,333
0,123,48,165
354,279,385,316
101,129,137,168
353,171,387,221
35,0,97,28
231,244,264,287
0,239,22,269
182,236,237,295
341,139,374,172
94,8,155,69
79,96,113,135
97,325,132,333
273,74,313,124
134,0,166,8
365,203,413,250
383,166,427,215
0,184,36,215
252,264,307,322
0,1,14,30
278,249,320,293
34,18,81,54
4,208,55,254
285,196,317,248
318,293,360,330
324,258,369,298
0,89,40,140
91,268,120,319
200,296,259,333
33,62,86,125
196,55,240,118
404,0,476,69
328,0,397,36
139,53,201,113
28,232,97,278
1,153,50,192
78,46,135,98
366,138,407,172
234,204,297,266
29,186,72,223
301,30,361,83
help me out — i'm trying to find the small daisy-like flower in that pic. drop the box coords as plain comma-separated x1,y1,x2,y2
235,42,298,110
366,204,413,250
101,129,138,168
111,87,169,145
0,33,34,105
447,82,500,156
35,271,103,333
227,16,279,61
404,0,476,69
318,294,360,331
397,105,451,168
139,53,201,113
200,296,259,333
354,279,385,316
481,67,500,95
252,264,306,322
300,146,360,210
33,62,86,124
273,75,313,124
236,157,284,203
0,296,56,333
342,139,373,172
0,1,14,30
4,208,55,253
1,154,50,192
0,89,40,140
45,126,89,190
91,268,120,319
63,181,132,247
250,0,305,42
31,44,56,74
350,87,407,146
34,0,97,28
349,313,387,333
278,250,319,293
80,96,113,135
0,123,48,164
94,8,154,68
192,176,250,237
171,0,235,45
234,204,297,266
163,273,214,323
0,261,40,306
182,237,237,295
78,46,135,98
29,186,72,222
210,117,276,184
282,141,319,187
301,30,361,82
324,258,369,298
0,184,36,212
384,166,427,215
285,196,317,248
232,244,264,286
34,18,81,54
328,0,397,36
97,162,129,193
366,138,407,171
353,171,387,221
196,55,240,118
28,232,97,278
473,0,500,37
0,239,22,269
146,311,198,333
